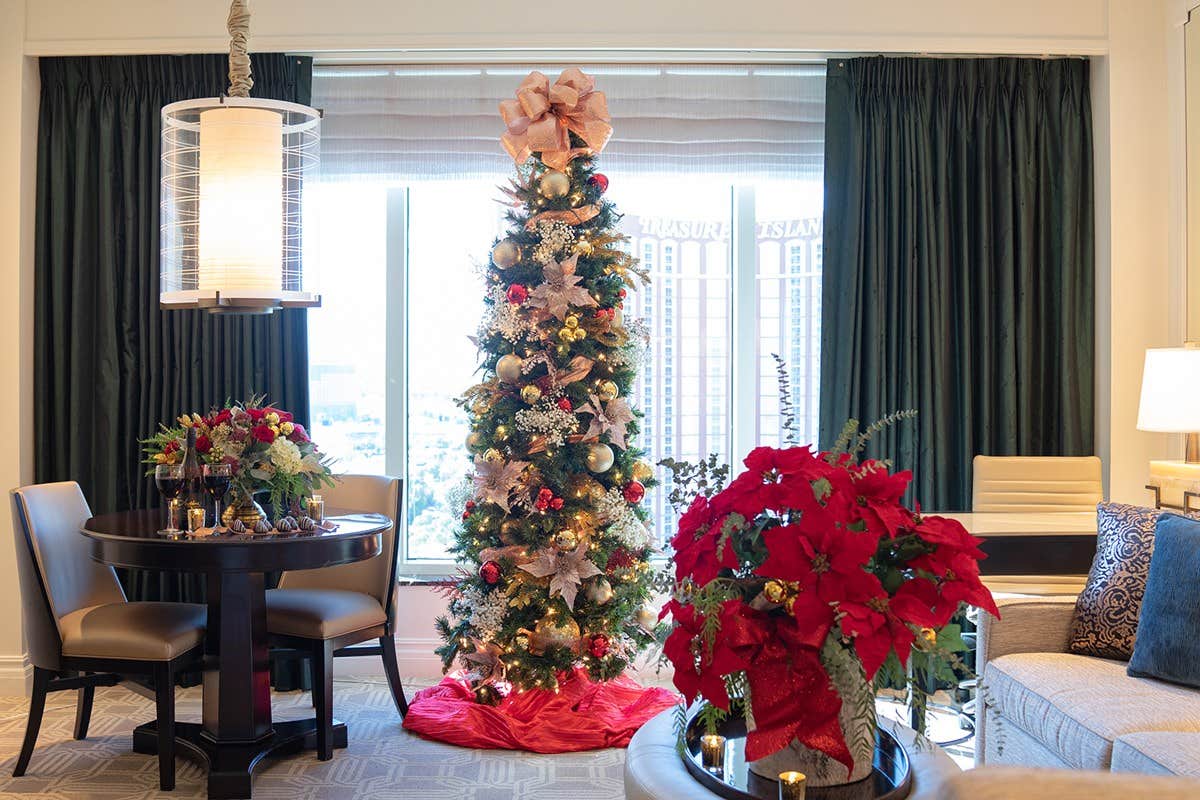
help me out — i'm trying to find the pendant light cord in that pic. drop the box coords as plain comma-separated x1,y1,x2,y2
226,0,253,98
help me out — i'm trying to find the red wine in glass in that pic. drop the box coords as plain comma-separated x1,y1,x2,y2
155,464,185,532
202,463,232,528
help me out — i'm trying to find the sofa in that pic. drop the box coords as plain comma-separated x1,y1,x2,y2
977,594,1200,780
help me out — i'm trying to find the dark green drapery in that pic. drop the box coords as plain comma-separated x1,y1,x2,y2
819,57,1094,511
34,55,315,688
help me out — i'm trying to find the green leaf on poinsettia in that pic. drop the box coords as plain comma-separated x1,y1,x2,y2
880,567,905,593
811,477,832,501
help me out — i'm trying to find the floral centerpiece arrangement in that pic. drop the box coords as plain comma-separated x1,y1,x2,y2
143,398,335,520
661,417,998,786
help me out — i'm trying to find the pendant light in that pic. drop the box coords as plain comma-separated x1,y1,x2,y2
160,0,321,313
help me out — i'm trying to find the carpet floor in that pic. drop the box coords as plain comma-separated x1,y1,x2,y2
0,678,628,799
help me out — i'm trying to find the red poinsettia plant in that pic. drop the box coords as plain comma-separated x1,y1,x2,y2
661,436,998,771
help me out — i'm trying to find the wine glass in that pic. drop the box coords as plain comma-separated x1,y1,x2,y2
155,464,185,532
202,463,232,528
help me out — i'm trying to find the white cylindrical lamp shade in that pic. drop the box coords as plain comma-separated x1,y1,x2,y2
160,96,320,313
1137,347,1200,432
198,106,283,294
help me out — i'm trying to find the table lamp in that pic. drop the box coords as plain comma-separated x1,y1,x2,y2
1137,347,1200,508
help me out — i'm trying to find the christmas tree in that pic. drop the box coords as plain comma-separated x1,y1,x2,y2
434,69,660,698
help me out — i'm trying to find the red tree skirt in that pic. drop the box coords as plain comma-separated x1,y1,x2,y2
402,667,679,752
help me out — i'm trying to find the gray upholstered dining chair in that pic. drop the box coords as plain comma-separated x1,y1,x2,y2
10,481,206,791
265,474,406,760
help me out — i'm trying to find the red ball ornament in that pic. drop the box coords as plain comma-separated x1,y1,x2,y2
550,497,564,510
480,560,501,585
557,397,573,412
465,501,476,511
617,288,627,299
623,481,646,504
588,634,610,658
588,173,609,193
506,284,528,304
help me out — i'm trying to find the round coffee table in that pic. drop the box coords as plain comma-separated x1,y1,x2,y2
82,510,388,799
624,709,961,800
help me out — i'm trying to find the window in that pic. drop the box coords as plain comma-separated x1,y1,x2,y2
309,63,825,566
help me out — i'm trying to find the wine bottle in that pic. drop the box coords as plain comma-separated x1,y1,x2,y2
180,427,203,508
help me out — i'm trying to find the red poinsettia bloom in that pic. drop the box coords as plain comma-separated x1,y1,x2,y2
669,495,739,585
252,425,276,444
851,463,916,538
840,578,944,679
662,599,747,709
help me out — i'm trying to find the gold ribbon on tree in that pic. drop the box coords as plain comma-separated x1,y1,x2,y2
499,68,613,170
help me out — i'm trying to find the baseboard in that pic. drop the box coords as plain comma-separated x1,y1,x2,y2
0,654,31,697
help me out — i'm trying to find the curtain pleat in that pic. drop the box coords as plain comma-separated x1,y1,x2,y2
34,54,315,688
818,57,1094,510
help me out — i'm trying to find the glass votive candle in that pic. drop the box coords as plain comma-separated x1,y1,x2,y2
306,494,325,523
778,771,807,800
700,734,725,773
186,506,206,534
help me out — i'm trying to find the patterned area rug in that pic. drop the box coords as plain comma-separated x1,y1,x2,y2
0,678,628,799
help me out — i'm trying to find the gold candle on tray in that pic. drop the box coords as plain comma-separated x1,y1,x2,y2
700,734,725,773
778,771,806,800
306,494,325,523
186,506,206,534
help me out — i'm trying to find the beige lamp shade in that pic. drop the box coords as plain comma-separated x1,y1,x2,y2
1137,347,1200,432
197,106,284,294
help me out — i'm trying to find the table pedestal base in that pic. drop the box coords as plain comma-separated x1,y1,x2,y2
132,718,348,799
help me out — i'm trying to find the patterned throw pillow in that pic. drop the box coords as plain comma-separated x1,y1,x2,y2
1068,502,1161,660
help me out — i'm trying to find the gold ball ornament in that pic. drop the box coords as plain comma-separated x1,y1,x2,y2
494,424,511,442
496,354,523,383
564,315,580,330
482,448,504,464
597,380,619,402
763,580,790,605
465,432,483,450
586,443,615,473
585,577,614,604
499,519,520,544
553,529,580,551
631,459,654,482
635,605,658,632
514,631,531,651
520,385,543,405
491,239,521,269
538,170,571,199
571,328,587,342
557,327,574,342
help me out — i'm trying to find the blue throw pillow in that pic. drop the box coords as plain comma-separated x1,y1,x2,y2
1128,513,1200,687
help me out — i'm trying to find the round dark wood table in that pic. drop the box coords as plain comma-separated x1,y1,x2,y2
81,509,389,799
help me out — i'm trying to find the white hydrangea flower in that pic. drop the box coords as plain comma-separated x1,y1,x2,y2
267,437,304,475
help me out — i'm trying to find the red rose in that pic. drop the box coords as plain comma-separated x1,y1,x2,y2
557,398,573,412
163,440,180,455
247,408,266,422
480,560,501,585
195,434,212,454
588,634,610,658
252,425,276,443
623,481,645,504
506,284,529,304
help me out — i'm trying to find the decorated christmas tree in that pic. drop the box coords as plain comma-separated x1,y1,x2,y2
433,69,660,699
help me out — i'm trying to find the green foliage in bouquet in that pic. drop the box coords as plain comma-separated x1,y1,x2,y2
142,396,336,511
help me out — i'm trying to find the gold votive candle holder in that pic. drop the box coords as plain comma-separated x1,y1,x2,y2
186,506,206,534
166,498,182,531
306,495,325,523
778,771,806,800
700,734,725,772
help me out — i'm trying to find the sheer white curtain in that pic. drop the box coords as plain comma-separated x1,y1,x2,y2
313,63,825,180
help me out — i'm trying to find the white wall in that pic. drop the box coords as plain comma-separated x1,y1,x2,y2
0,0,1182,690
